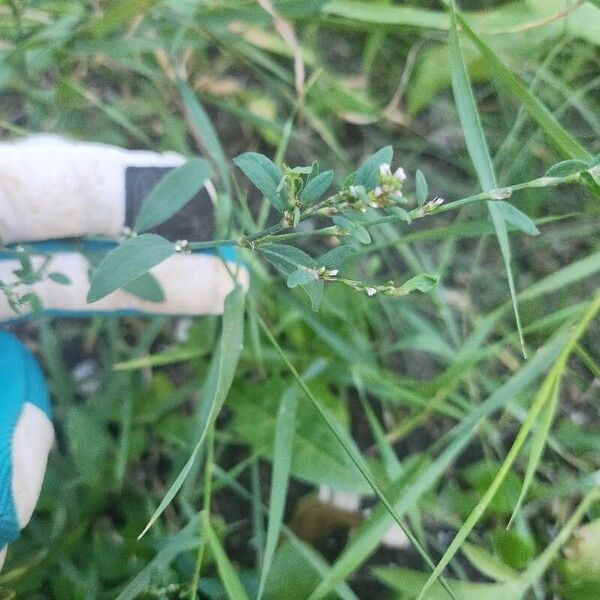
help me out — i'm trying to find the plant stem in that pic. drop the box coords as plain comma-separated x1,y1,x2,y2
186,169,589,252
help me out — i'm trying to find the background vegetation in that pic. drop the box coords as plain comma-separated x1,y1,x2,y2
1,0,599,598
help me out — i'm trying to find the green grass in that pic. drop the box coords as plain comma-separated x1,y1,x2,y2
1,1,599,599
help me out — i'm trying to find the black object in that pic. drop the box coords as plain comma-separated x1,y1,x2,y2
125,166,215,241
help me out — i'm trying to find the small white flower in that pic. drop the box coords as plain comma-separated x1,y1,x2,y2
366,287,378,296
374,186,383,197
379,163,392,177
394,167,407,181
433,196,445,206
349,185,359,197
328,269,339,277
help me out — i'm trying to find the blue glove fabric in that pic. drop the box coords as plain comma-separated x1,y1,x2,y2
0,332,52,551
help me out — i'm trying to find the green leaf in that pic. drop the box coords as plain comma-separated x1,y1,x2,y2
374,567,523,600
116,514,202,600
123,272,165,303
448,2,526,355
461,542,520,583
138,286,245,538
230,379,368,493
316,245,355,269
287,268,318,288
48,272,71,285
455,11,591,162
416,296,600,599
177,79,232,234
258,243,317,272
508,378,560,527
300,170,334,204
207,525,250,600
415,169,428,206
257,387,299,599
491,528,535,570
355,146,393,190
234,152,286,212
332,215,371,245
254,313,456,600
177,79,231,196
87,234,175,303
259,244,323,310
545,159,590,177
494,202,540,236
394,273,439,295
313,332,566,599
321,1,449,29
134,158,212,232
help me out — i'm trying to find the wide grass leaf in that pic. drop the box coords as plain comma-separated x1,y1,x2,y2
87,234,175,303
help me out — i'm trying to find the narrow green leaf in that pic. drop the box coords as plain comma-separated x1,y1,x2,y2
87,234,175,303
316,244,355,270
177,79,231,196
461,542,520,583
116,514,202,600
258,243,317,272
355,146,393,189
48,272,71,285
494,202,540,236
448,2,526,355
138,286,245,538
415,169,428,206
287,268,318,288
207,525,250,600
177,79,232,234
254,310,457,600
321,1,449,29
314,331,567,600
123,272,165,303
234,152,286,212
416,295,600,599
301,170,334,204
507,378,560,527
394,273,439,295
332,215,371,244
454,10,591,162
545,159,590,177
374,566,522,600
257,386,299,599
134,158,212,232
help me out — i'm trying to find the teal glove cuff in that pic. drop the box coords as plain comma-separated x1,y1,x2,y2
0,333,53,559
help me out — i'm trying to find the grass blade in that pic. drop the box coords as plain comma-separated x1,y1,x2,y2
416,293,600,599
507,377,560,528
138,286,245,538
206,524,250,600
253,308,458,600
257,386,299,599
454,10,591,162
448,0,526,355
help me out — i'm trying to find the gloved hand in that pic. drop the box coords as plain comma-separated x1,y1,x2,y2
0,332,54,570
0,136,247,569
